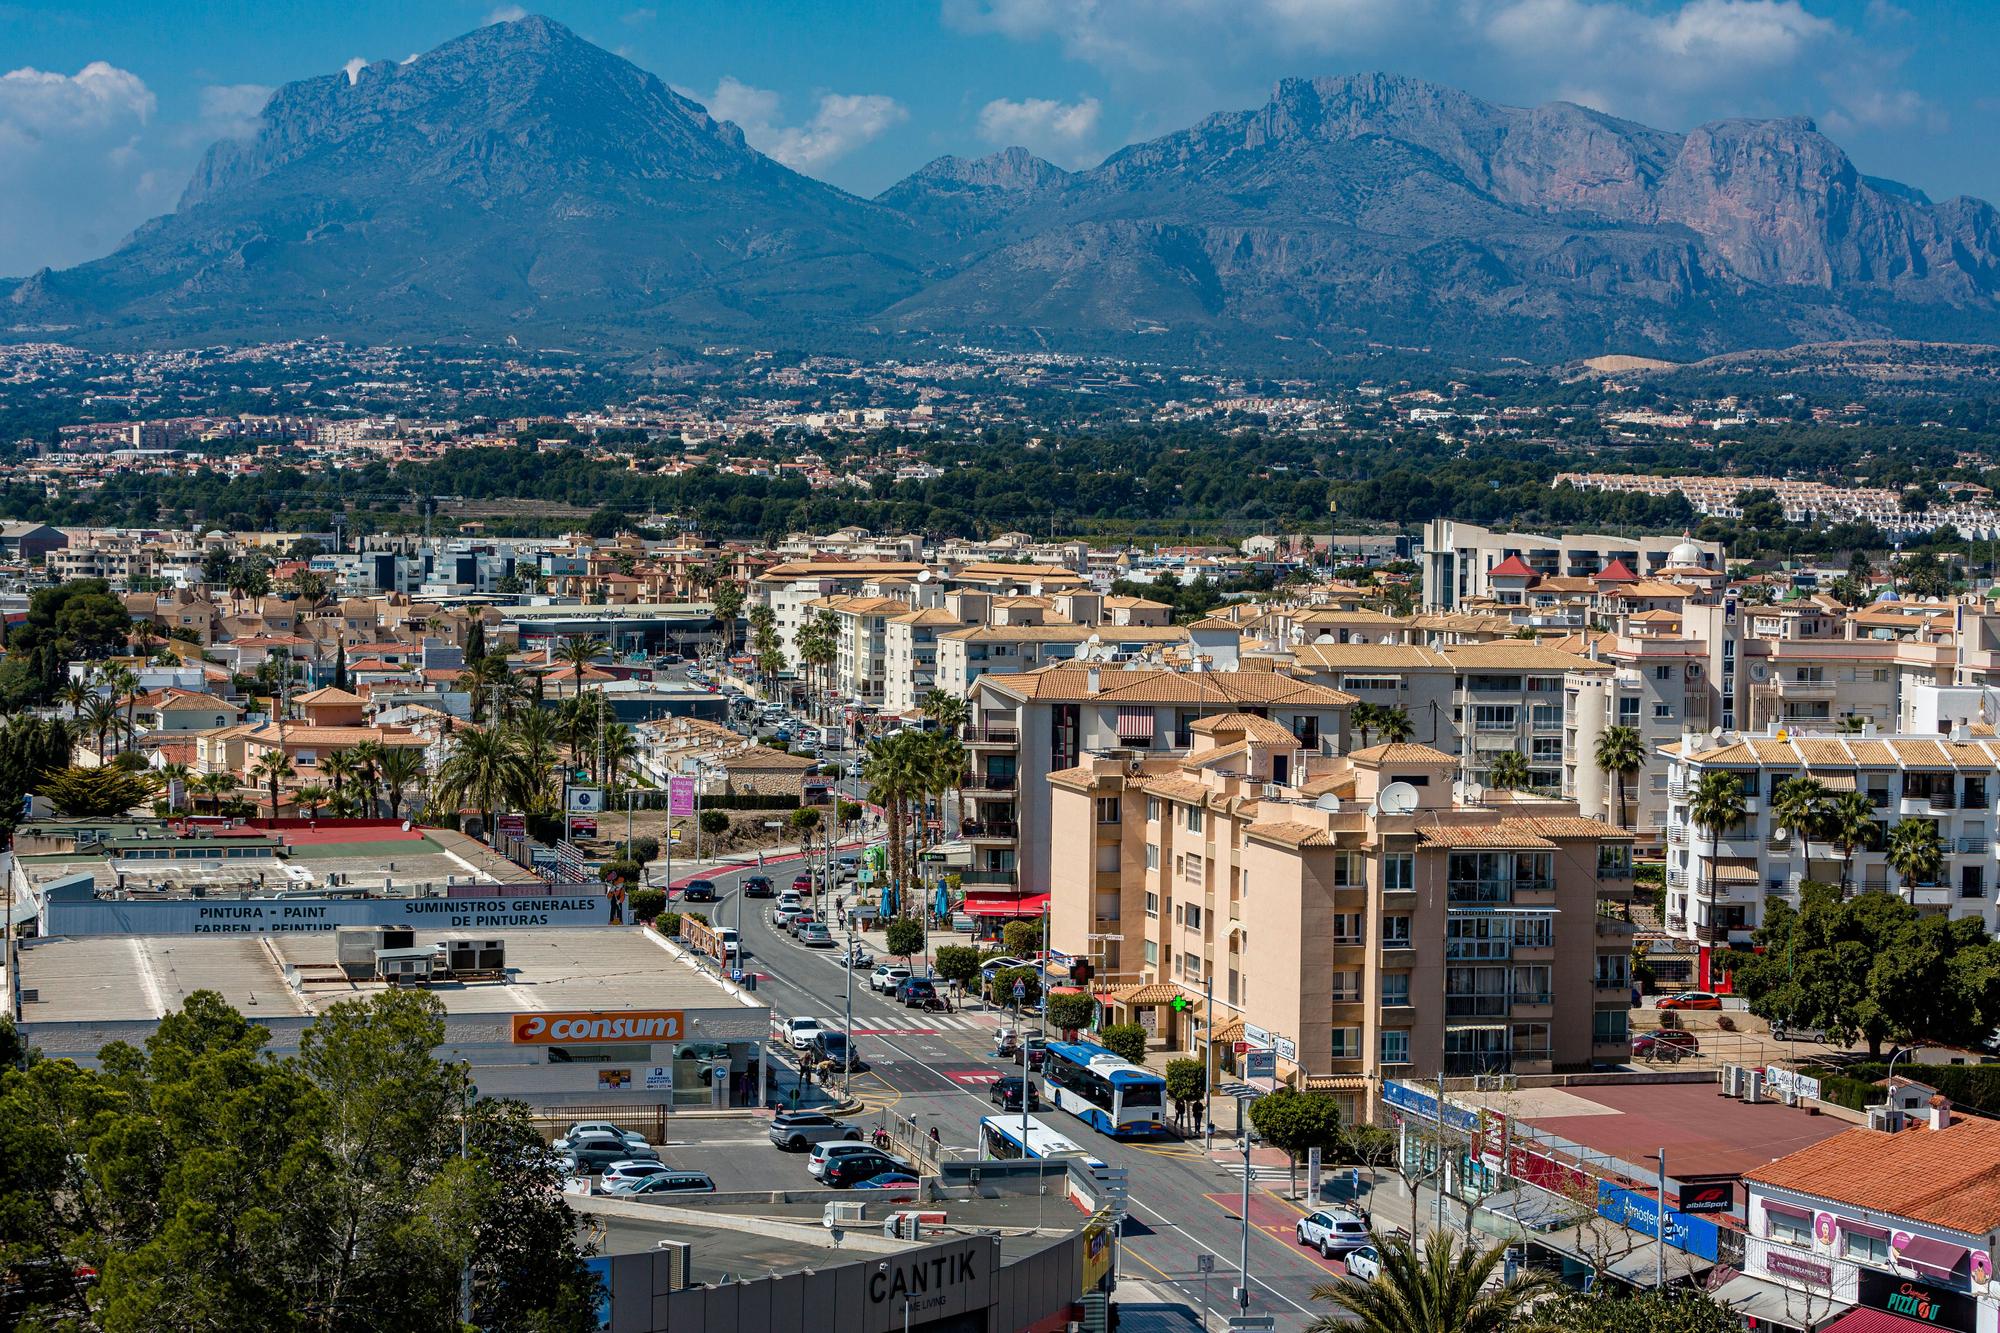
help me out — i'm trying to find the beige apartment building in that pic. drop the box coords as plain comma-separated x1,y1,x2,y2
1049,726,1635,1121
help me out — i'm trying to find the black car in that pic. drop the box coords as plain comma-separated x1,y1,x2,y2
895,976,938,1007
824,1152,910,1188
988,1076,1044,1112
741,875,776,899
567,1137,660,1173
681,879,718,903
810,1031,860,1074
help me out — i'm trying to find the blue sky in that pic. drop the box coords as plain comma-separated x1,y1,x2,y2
1,0,1994,276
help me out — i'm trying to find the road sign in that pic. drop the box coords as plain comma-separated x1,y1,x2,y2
1196,1255,1215,1274
565,786,603,814
1243,1023,1272,1047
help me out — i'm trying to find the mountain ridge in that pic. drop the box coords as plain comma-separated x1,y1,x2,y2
6,16,1997,362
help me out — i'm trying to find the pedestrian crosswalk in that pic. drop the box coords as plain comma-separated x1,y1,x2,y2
848,1014,987,1034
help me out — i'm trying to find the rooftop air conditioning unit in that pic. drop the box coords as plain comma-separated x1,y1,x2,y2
1867,1106,1907,1133
823,1201,866,1228
1720,1065,1743,1098
1742,1070,1765,1103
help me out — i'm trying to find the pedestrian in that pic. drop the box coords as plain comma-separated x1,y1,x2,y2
928,1125,941,1148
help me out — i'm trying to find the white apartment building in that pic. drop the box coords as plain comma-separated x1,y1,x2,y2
749,559,931,666
1422,521,1723,611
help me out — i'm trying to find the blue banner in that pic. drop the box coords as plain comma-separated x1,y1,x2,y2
1596,1182,1721,1263
1383,1080,1479,1133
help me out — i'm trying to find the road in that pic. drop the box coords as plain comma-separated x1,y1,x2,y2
667,856,1356,1332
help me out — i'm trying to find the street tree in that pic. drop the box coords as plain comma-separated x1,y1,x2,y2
1248,1087,1343,1198
1097,1024,1148,1065
1045,992,1095,1037
38,765,154,818
1307,1229,1551,1333
884,918,924,963
932,945,982,993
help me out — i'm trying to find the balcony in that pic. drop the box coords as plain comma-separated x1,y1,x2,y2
1773,676,1837,700
965,771,1018,795
1961,838,1989,855
1902,795,1943,816
1905,883,1951,907
967,724,1019,748
961,819,1018,842
959,868,1018,888
1666,824,1688,847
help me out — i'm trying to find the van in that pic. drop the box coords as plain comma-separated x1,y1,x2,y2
715,926,740,960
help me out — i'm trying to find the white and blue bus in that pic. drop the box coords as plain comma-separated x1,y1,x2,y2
1042,1040,1168,1137
978,1115,1111,1180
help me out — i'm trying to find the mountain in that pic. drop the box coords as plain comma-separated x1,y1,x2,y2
5,23,1998,361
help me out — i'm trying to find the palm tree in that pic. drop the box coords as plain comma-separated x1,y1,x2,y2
798,610,838,725
553,634,608,699
295,783,331,818
600,721,639,790
1771,775,1832,880
1375,707,1415,744
1826,789,1880,896
1351,702,1383,748
1886,817,1946,895
157,761,194,813
320,749,359,813
1836,713,1870,734
863,731,927,915
1486,750,1531,791
194,771,235,817
434,726,534,840
1593,724,1645,830
1689,770,1749,940
373,748,425,821
712,579,745,657
251,749,293,820
921,689,969,738
81,695,124,759
921,731,968,858
100,663,140,745
1306,1229,1551,1333
509,709,562,789
350,739,384,819
56,677,94,718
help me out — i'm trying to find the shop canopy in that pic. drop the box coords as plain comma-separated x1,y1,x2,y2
961,893,1051,917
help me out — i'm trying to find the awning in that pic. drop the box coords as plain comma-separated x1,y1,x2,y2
1820,1308,1945,1333
1837,1217,1891,1240
1710,863,1762,883
1814,772,1858,791
1762,1200,1813,1223
1898,1234,1969,1278
1115,707,1154,742
1711,1272,1819,1328
961,893,1051,917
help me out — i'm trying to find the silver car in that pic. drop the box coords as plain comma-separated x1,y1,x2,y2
768,1111,864,1152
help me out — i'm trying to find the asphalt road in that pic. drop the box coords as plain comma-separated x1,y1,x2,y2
669,857,1357,1332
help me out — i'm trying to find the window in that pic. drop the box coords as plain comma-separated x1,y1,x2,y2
1383,854,1414,891
1186,806,1205,834
1842,1228,1891,1266
1380,1030,1411,1065
1096,796,1121,824
1181,952,1204,980
1145,892,1159,918
1473,704,1517,732
1381,973,1410,1007
1329,1027,1361,1060
1332,852,1364,888
1383,915,1412,949
1653,703,1675,721
1592,1008,1629,1044
1331,912,1365,945
1146,798,1159,822
1764,1208,1811,1247
1143,940,1158,965
1655,664,1675,680
1531,737,1562,762
1618,697,1640,725
1512,964,1552,1004
1331,969,1362,1002
1185,903,1203,931
1145,843,1159,871
1531,703,1562,730
1183,853,1204,885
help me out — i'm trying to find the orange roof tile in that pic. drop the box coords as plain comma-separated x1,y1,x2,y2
1745,1118,2000,1235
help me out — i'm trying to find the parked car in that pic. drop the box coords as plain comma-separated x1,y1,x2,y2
599,1160,674,1191
791,873,814,895
808,1142,910,1180
681,879,718,903
771,900,807,928
810,1031,858,1073
989,1076,1044,1112
836,855,859,882
1343,1245,1381,1281
1631,1028,1700,1062
1770,1019,1827,1043
1657,991,1722,1011
853,1172,921,1195
768,1111,864,1152
870,965,912,994
820,1150,915,1188
783,1016,828,1050
620,1171,715,1196
555,1122,648,1153
798,922,835,948
1296,1209,1370,1258
566,1137,660,1173
741,875,776,899
895,977,938,1008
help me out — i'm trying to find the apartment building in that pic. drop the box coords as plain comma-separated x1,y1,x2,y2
882,608,966,715
1049,733,1636,1120
1421,521,1723,611
1663,720,2000,976
934,624,1192,698
965,665,1355,912
750,559,930,665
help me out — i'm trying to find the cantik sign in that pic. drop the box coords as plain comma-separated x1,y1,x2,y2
510,1011,684,1045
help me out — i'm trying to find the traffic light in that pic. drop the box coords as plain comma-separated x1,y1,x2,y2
1072,960,1092,985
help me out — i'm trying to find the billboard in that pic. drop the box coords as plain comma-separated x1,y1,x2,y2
1597,1181,1721,1262
668,776,696,817
511,1010,685,1045
43,891,615,936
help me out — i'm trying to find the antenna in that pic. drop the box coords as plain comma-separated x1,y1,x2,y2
1377,781,1419,815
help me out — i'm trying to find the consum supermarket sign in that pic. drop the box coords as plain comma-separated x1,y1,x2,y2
510,1011,684,1045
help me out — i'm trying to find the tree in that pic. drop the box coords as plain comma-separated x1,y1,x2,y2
1526,1289,1742,1333
0,578,131,709
1306,1229,1551,1333
1351,702,1383,748
464,615,487,665
251,749,293,819
553,634,607,697
1248,1087,1343,1198
373,746,426,821
698,809,729,837
1098,1024,1148,1064
1593,724,1645,830
711,579,744,655
934,945,982,992
37,765,154,818
0,714,72,835
884,917,924,963
1825,789,1880,895
81,693,125,759
629,888,667,922
1688,770,1748,942
331,641,349,691
1886,816,1946,890
1002,919,1044,959
624,836,661,866
193,770,236,817
1164,1058,1206,1129
1772,775,1832,874
295,783,331,818
991,966,1042,1010
788,806,821,836
434,726,533,839
1046,992,1096,1037
863,731,928,915
920,688,969,737
1375,707,1415,744
1485,750,1531,792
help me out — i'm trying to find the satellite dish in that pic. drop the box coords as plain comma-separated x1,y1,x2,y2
1710,726,1724,740
1314,793,1342,812
1378,781,1420,815
915,569,932,582
1313,633,1336,644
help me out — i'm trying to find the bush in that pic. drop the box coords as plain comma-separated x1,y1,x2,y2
1099,1024,1148,1064
698,809,729,836
1164,1057,1205,1115
598,858,643,887
629,888,666,923
1001,920,1044,959
933,944,981,990
991,966,1042,1009
1045,992,1096,1035
656,911,683,938
837,800,862,824
788,807,821,833
698,793,798,810
624,836,660,865
1831,1061,2000,1115
884,918,925,961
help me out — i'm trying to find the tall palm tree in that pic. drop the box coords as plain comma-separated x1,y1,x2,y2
1886,817,1946,894
1486,750,1531,791
1771,775,1832,880
295,783,331,818
1375,707,1415,744
863,731,926,915
920,689,969,738
100,663,140,745
251,750,293,820
350,739,383,819
712,579,745,657
557,694,599,775
921,731,968,859
553,634,608,698
1826,789,1880,896
373,748,425,821
56,677,94,718
81,695,124,759
320,749,359,812
1593,724,1646,830
798,610,838,725
509,708,562,789
1351,702,1383,748
1689,770,1749,940
434,726,534,840
600,721,639,790
194,771,235,817
1307,1230,1551,1333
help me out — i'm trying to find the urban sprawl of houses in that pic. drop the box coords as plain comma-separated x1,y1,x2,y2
14,385,2000,1328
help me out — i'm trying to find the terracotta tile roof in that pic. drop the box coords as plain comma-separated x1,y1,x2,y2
251,725,428,748
1348,742,1457,766
1489,555,1537,579
1113,982,1199,1008
1248,821,1338,847
1744,1118,2000,1235
1188,712,1301,745
1047,764,1102,790
976,666,1354,708
1441,643,1605,672
1414,819,1556,849
1134,776,1213,806
1293,644,1451,670
1516,816,1631,841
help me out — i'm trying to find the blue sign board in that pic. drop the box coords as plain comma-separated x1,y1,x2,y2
1383,1080,1479,1133
1596,1181,1721,1263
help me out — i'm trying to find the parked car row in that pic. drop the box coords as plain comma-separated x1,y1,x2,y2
550,1121,714,1195
768,1112,916,1191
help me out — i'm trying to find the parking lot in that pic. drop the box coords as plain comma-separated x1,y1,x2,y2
564,1111,903,1196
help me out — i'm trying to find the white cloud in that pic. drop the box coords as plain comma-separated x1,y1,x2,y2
622,7,658,23
976,95,1102,166
486,4,528,23
0,61,168,273
694,77,908,172
342,57,367,86
0,61,155,140
195,83,272,142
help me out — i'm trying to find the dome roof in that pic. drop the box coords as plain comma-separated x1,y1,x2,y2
1668,540,1704,567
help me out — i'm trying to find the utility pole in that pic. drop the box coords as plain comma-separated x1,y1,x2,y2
1237,1096,1253,1315
1655,1149,1668,1291
1202,967,1215,1152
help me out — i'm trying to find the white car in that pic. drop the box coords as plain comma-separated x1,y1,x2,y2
600,1160,673,1192
870,964,912,994
554,1121,648,1153
1296,1209,1370,1258
807,1141,907,1179
1343,1245,1381,1281
784,1016,828,1050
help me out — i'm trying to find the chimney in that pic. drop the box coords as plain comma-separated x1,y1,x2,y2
1929,1095,1953,1131
1086,666,1101,695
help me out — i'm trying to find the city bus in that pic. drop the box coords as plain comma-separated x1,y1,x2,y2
978,1115,1110,1181
1041,1040,1168,1138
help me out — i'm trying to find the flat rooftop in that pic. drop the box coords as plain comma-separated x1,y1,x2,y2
1469,1079,1849,1181
16,926,763,1026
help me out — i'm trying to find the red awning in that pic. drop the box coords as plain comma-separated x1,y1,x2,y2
1898,1234,1969,1279
961,893,1052,917
1116,707,1154,742
1821,1308,1954,1333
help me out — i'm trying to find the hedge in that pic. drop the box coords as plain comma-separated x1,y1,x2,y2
1829,1061,2000,1116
